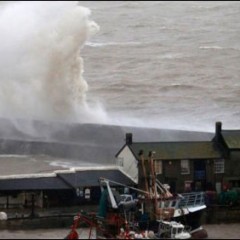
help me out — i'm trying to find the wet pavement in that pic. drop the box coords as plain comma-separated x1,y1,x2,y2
0,224,240,239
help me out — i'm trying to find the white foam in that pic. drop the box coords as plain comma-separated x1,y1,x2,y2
0,173,56,180
0,1,100,123
199,45,223,50
85,41,142,47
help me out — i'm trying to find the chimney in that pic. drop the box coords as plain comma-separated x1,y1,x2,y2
215,121,222,142
126,133,132,145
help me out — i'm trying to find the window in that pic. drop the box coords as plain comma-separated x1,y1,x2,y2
184,181,192,192
181,160,190,174
214,159,224,174
84,188,91,199
154,160,162,174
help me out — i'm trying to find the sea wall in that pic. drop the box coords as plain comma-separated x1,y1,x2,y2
0,118,213,166
0,205,240,230
203,206,240,224
0,216,73,230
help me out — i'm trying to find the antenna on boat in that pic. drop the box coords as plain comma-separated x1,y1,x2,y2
99,177,150,196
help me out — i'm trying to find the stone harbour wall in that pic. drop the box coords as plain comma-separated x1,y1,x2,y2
203,205,240,224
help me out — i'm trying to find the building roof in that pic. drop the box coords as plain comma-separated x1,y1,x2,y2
0,167,136,191
127,141,222,160
0,176,69,191
221,130,240,150
56,168,136,188
0,153,135,187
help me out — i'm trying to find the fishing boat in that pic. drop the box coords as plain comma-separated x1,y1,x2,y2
65,176,207,239
66,136,208,239
65,212,191,239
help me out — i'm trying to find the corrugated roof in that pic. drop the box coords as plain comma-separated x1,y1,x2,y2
0,177,68,191
128,141,222,160
222,130,240,149
57,169,136,188
0,169,136,191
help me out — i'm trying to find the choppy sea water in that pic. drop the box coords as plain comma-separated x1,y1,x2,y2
0,1,239,133
79,1,240,132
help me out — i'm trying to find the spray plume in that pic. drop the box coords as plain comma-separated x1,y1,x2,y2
0,1,108,123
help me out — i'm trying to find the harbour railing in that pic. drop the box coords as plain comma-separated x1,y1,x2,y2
178,192,206,208
159,192,206,209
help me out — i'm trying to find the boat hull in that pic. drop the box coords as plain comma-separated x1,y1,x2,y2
174,209,208,239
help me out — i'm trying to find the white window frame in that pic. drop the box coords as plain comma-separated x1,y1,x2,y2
154,160,162,175
214,159,224,174
181,159,190,175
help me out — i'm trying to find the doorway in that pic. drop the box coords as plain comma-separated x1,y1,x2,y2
193,160,206,191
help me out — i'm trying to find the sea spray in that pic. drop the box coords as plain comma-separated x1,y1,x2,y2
0,1,151,140
0,1,107,124
0,1,219,134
